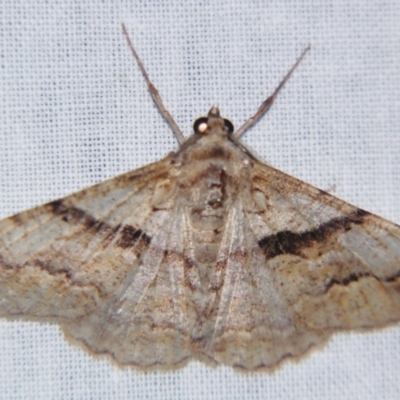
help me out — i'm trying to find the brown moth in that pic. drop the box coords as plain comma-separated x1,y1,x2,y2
0,24,399,371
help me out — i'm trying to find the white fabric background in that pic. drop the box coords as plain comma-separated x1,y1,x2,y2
0,1,399,399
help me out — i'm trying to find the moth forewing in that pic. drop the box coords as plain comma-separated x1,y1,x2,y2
0,26,399,372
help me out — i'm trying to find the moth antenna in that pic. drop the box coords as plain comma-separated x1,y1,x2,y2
121,23,186,144
233,45,311,139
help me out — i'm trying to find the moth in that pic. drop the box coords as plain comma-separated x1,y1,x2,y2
0,24,399,372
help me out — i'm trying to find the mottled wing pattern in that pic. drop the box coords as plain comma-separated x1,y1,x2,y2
1,150,400,371
2,25,398,372
0,154,196,366
64,206,196,368
205,161,400,370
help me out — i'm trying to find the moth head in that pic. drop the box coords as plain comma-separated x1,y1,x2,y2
193,106,234,136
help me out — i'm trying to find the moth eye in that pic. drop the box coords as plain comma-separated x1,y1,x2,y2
223,119,234,134
193,117,209,134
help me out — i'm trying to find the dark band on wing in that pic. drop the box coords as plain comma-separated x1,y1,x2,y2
46,199,151,250
324,269,400,294
47,199,98,229
324,272,371,292
258,208,370,260
385,270,400,283
117,225,151,249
